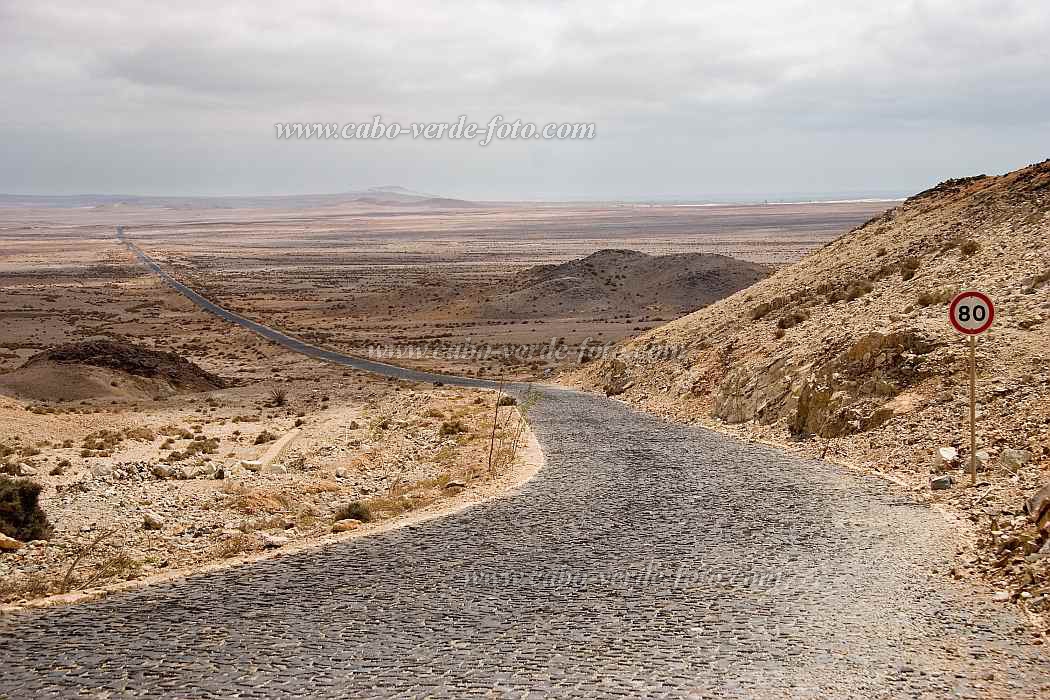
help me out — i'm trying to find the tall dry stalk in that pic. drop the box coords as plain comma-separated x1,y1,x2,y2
486,378,505,475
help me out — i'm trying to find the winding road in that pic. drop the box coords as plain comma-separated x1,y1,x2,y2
0,231,1046,697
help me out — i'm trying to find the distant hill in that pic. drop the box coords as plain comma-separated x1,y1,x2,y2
473,249,770,318
579,160,1050,437
0,188,476,210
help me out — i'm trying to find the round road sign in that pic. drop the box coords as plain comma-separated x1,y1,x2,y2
948,290,994,335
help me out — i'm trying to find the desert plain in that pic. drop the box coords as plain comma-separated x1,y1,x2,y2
0,197,889,604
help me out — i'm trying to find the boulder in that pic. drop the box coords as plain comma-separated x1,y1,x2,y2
332,519,363,533
262,534,289,548
0,532,23,551
930,475,954,491
150,464,173,480
936,447,958,467
90,464,113,478
1000,448,1032,471
142,510,166,531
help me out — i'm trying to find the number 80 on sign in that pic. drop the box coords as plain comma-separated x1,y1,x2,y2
948,290,994,336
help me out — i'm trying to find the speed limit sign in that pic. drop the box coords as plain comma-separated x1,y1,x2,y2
948,290,994,486
948,290,994,335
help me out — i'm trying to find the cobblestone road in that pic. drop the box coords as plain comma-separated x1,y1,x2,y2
0,234,1046,697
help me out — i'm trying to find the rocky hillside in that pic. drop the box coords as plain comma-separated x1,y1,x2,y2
577,159,1050,615
0,341,227,401
476,249,770,318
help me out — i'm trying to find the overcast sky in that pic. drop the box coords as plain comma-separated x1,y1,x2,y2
2,0,1048,200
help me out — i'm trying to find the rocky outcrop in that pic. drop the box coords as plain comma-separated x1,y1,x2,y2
710,329,938,438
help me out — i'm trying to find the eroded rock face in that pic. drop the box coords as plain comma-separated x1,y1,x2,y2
712,329,939,437
599,360,632,397
712,356,799,425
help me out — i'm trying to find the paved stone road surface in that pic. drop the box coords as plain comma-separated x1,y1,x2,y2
0,234,1046,697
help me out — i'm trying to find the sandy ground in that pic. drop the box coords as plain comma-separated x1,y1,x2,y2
1,411,543,613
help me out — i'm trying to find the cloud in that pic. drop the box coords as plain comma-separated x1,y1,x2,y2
1,0,1048,196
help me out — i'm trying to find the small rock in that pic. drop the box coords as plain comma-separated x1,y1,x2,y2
332,519,363,533
992,591,1011,602
443,480,467,491
142,510,166,531
0,533,24,552
334,467,348,479
241,460,262,472
151,464,172,479
262,534,289,548
930,474,954,491
262,463,288,475
1001,448,1032,471
90,464,113,478
934,447,958,470
19,464,38,477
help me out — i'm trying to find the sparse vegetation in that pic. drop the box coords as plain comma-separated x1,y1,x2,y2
254,430,277,445
0,476,53,542
777,310,810,330
827,280,873,304
917,287,956,307
334,501,372,523
439,419,469,436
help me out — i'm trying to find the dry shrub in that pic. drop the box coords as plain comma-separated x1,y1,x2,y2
213,533,259,558
0,572,52,602
439,419,469,436
254,430,277,445
0,476,53,541
776,310,810,330
917,287,956,307
231,488,294,515
300,480,341,494
334,501,372,523
123,426,156,442
827,280,874,303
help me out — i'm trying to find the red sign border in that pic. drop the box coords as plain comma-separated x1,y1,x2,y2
948,290,995,335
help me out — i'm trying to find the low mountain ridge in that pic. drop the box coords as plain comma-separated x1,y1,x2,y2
477,249,770,318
